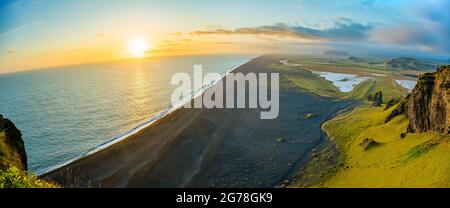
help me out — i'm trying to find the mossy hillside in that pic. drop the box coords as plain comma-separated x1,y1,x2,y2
0,132,25,170
271,64,408,102
317,105,449,187
0,116,58,188
271,64,345,98
345,78,408,102
0,166,58,188
274,55,394,73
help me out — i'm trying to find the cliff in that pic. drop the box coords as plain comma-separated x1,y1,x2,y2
386,65,449,134
0,115,58,188
0,114,27,171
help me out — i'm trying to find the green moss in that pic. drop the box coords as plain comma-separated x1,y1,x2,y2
271,62,407,102
0,166,58,188
345,78,408,102
289,142,339,187
308,106,450,187
0,132,25,170
406,139,440,160
1,131,58,188
271,64,344,98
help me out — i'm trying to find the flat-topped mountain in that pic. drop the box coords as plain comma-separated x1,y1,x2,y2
323,50,350,57
348,56,366,63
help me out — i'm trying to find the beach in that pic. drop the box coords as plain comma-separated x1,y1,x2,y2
43,55,355,187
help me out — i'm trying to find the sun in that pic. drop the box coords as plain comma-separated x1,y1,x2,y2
127,37,151,58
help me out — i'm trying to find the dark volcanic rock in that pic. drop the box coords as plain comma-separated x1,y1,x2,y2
385,65,449,134
384,99,399,110
0,114,27,170
400,133,407,139
385,95,409,123
359,138,375,151
372,91,383,107
368,91,383,106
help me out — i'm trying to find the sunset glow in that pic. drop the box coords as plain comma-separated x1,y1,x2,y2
127,37,151,58
0,0,448,74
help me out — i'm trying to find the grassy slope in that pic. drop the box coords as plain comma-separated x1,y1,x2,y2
0,132,57,188
277,55,391,73
316,106,450,187
0,166,58,188
0,132,25,170
345,78,408,102
272,64,344,98
271,63,408,101
272,56,448,187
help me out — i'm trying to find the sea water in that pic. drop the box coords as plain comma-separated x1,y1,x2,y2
0,55,254,174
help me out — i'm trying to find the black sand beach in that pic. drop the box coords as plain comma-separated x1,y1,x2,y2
43,56,355,187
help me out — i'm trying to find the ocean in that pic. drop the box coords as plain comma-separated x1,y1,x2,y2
0,54,254,174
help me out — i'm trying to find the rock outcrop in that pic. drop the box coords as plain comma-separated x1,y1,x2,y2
385,95,409,123
0,114,27,170
372,91,383,107
367,91,383,107
359,138,376,151
386,65,449,134
384,99,399,110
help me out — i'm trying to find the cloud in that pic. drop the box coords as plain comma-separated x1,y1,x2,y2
191,19,374,42
370,22,448,53
191,24,312,40
0,21,44,36
293,18,374,41
188,1,448,55
370,0,449,53
5,49,15,54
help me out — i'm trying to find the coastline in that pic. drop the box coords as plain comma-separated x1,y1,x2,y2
42,55,356,187
38,57,256,175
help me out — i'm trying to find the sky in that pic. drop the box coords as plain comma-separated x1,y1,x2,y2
0,0,448,73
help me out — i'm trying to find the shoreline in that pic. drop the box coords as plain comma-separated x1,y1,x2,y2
38,57,256,176
42,55,357,188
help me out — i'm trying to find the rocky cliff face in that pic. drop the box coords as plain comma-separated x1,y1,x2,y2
386,65,449,134
406,66,449,134
0,114,27,170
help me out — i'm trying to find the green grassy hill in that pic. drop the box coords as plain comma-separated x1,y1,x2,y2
294,105,449,187
345,78,408,102
0,116,57,188
271,63,408,102
385,57,439,71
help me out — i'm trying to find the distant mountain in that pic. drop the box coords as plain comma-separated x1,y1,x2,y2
385,57,439,71
323,50,349,57
348,56,366,63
